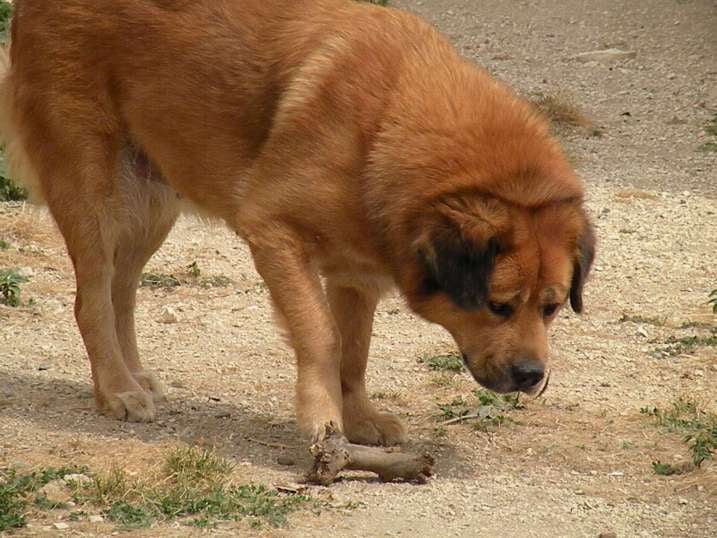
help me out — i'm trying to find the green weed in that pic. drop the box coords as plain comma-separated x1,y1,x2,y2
140,272,181,289
419,352,464,373
652,461,679,476
0,164,27,202
618,313,666,326
199,275,232,289
651,328,717,358
0,268,28,307
437,389,523,432
437,396,472,420
0,0,11,42
704,112,717,137
187,261,201,278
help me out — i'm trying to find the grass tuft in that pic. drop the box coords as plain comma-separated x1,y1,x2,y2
651,327,717,358
2,448,312,532
0,466,88,532
70,446,310,530
141,267,232,290
641,397,717,467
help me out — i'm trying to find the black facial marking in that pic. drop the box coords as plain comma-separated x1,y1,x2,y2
420,232,501,310
570,219,596,313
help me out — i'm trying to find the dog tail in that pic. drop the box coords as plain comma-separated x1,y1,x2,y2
0,36,44,204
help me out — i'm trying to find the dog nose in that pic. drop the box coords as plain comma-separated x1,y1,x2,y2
510,359,544,390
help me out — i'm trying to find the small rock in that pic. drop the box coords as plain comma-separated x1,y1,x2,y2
17,267,35,278
53,522,70,530
598,533,617,538
38,480,71,504
636,327,648,338
158,306,179,324
679,498,688,505
89,515,104,523
575,49,637,64
277,455,296,466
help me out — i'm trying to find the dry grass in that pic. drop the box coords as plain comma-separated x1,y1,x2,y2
530,92,593,128
0,207,61,247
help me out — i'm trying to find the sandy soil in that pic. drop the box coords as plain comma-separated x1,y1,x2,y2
1,0,716,536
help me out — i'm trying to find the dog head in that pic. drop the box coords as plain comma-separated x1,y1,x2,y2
405,192,595,395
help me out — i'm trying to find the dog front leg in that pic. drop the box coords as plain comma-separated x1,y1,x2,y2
248,231,343,441
326,281,406,446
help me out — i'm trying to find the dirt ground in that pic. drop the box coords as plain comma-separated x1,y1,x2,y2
1,0,716,536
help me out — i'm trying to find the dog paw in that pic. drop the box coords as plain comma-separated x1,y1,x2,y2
102,390,156,422
343,404,406,446
133,370,167,402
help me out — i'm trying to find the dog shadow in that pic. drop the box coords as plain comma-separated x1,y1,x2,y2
0,368,472,482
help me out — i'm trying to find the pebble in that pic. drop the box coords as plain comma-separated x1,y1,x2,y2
158,306,179,324
89,515,104,523
53,522,70,530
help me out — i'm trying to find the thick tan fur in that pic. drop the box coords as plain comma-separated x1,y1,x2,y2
0,0,594,445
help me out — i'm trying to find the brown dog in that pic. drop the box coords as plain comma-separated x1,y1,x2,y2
0,0,594,445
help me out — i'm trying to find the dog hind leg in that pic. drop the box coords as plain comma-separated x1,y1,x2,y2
111,147,180,402
16,117,158,421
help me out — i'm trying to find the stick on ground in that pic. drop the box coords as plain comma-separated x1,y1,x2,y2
306,425,434,485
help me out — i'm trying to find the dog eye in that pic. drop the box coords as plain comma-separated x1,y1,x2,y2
542,303,559,317
488,302,513,317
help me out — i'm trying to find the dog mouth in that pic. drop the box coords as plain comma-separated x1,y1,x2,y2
462,354,551,397
523,368,551,398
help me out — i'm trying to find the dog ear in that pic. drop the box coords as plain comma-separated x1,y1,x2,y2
418,227,502,310
569,216,596,313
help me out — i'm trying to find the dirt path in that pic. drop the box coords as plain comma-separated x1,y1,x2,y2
1,1,716,536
